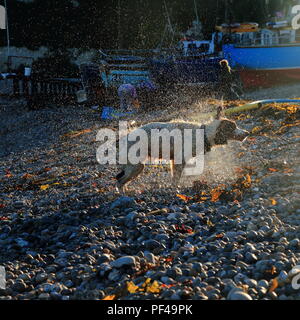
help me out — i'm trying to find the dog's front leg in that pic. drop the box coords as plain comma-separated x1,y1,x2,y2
116,182,128,195
170,162,185,187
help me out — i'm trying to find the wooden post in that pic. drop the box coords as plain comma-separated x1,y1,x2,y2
31,79,37,96
13,77,19,96
23,77,30,97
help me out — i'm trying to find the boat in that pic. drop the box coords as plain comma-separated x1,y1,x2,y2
216,22,259,34
148,33,223,87
148,2,224,88
97,1,224,90
98,24,224,89
221,22,300,88
96,2,300,91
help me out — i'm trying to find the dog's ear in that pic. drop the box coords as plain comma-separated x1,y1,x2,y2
216,106,225,120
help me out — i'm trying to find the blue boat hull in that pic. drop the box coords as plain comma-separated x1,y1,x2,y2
223,44,300,88
149,57,223,85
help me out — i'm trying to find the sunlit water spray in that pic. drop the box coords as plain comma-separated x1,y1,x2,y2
126,97,244,193
174,98,242,186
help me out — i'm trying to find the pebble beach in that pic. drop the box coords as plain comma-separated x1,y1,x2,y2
0,85,299,301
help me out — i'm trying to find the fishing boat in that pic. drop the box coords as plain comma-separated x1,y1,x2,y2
148,38,222,87
146,0,224,88
96,0,225,89
148,16,224,87
97,1,300,91
221,22,300,88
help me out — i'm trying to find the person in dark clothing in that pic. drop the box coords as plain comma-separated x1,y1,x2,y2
218,59,241,100
80,63,106,106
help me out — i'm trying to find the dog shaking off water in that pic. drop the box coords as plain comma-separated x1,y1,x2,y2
116,113,249,191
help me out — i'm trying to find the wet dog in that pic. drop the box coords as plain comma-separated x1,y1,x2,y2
116,111,249,191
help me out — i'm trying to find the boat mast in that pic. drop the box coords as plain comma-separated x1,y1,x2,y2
117,0,121,50
163,0,176,47
224,0,229,23
4,0,10,71
163,0,174,35
193,0,200,24
216,0,220,24
263,0,269,20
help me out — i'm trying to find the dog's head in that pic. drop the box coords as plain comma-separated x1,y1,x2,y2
213,118,249,145
207,107,249,145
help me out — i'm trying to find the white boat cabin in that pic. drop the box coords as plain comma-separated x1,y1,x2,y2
178,40,215,57
219,21,299,47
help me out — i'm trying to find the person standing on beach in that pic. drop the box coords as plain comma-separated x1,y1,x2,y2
118,83,140,111
218,59,241,100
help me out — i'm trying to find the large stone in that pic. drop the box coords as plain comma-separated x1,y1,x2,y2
110,256,136,268
110,197,136,210
228,288,253,300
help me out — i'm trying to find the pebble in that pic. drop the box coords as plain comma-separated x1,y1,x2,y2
144,253,156,264
245,252,258,264
228,289,253,300
35,273,48,284
110,197,135,210
110,256,136,268
38,293,50,300
269,292,278,300
258,280,269,289
279,294,289,301
15,238,29,248
170,293,181,300
12,281,27,293
257,286,268,297
144,240,164,251
13,201,25,208
278,271,288,284
108,269,122,282
245,279,257,288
